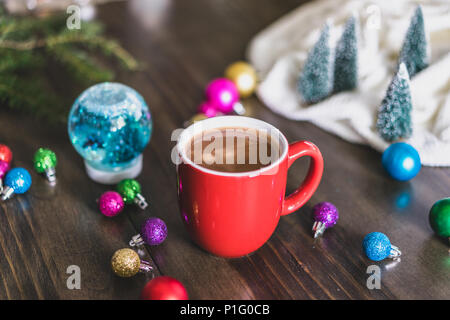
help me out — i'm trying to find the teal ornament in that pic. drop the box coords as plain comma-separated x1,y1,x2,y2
382,142,421,181
1,168,32,200
363,232,401,262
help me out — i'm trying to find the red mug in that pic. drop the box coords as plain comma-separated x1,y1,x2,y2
176,116,323,258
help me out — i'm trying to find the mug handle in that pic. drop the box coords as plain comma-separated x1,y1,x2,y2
281,141,324,216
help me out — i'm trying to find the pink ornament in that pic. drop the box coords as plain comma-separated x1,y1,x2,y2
198,101,218,118
205,78,239,113
0,160,10,179
98,191,124,217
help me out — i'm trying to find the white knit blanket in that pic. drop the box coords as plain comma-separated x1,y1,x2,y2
247,0,450,166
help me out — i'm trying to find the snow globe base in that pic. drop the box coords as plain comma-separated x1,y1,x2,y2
84,155,143,185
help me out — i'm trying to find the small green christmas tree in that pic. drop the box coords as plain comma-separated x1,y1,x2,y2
334,15,358,92
376,63,413,142
398,6,428,78
298,24,333,103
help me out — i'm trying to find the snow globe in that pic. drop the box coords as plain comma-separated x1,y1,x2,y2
68,82,152,184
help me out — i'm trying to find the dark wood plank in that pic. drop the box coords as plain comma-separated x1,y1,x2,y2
0,0,448,299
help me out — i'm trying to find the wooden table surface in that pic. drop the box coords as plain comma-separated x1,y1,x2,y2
0,0,449,300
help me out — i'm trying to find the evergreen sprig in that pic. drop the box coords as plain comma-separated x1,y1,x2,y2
0,9,139,123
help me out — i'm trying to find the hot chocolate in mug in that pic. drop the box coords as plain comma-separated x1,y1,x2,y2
176,116,323,258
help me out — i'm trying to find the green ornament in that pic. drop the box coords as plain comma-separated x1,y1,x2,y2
33,148,57,182
429,198,450,238
117,179,148,209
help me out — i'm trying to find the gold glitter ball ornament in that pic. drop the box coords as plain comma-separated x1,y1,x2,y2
183,113,208,128
190,113,208,123
111,248,141,277
224,61,258,98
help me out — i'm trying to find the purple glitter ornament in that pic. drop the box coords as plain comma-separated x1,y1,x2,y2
98,191,124,217
129,217,168,247
312,202,339,238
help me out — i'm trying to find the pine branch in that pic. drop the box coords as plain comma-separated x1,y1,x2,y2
0,10,140,123
47,45,113,83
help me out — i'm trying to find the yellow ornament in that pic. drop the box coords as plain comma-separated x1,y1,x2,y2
190,113,208,123
111,248,152,277
225,61,258,98
183,113,208,128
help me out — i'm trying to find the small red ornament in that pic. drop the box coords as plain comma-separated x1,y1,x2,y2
140,276,188,300
0,144,12,163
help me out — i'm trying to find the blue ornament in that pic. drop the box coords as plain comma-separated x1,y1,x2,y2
363,232,401,261
382,142,421,181
68,83,152,184
1,167,32,200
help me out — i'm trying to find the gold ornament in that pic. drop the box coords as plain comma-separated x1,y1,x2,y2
183,113,208,127
225,61,258,98
190,113,208,123
111,248,141,277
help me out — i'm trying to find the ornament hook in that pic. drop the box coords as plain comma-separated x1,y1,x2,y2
129,234,145,247
312,221,326,238
134,193,148,209
1,186,14,201
388,245,402,260
45,167,56,183
139,260,153,273
232,102,246,115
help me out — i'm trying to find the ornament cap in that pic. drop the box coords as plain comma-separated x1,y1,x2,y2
45,167,57,183
134,193,148,209
1,186,14,201
232,102,246,115
312,221,326,238
388,244,402,260
129,234,145,247
139,260,153,273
